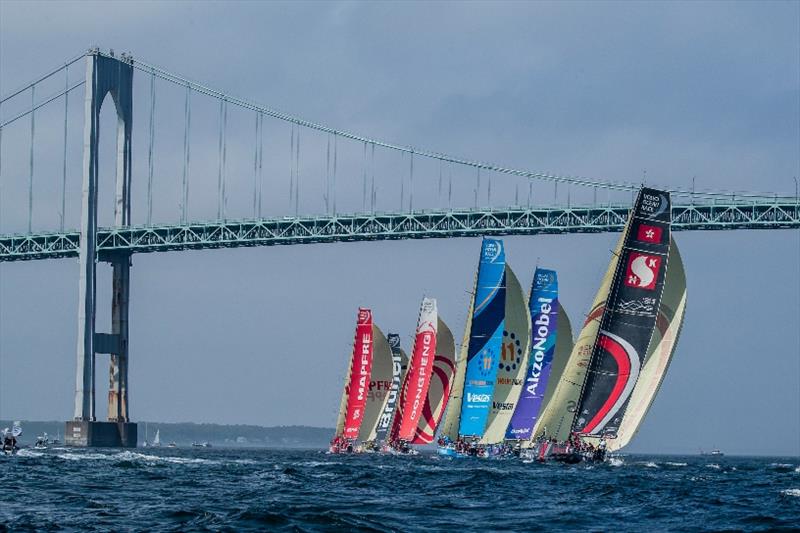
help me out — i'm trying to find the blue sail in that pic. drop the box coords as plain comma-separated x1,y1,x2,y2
458,238,506,437
505,268,559,440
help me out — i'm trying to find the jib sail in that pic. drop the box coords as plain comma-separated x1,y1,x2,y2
359,324,394,442
373,333,409,443
412,317,457,444
458,238,507,438
481,264,530,444
505,268,560,441
392,297,438,442
573,187,672,438
335,308,375,440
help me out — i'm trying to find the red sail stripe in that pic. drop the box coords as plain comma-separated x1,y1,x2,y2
342,309,373,439
581,334,631,435
412,359,455,444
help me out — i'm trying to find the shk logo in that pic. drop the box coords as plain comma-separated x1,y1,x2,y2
624,252,662,290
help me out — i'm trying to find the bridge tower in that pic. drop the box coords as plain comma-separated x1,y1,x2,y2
65,50,137,447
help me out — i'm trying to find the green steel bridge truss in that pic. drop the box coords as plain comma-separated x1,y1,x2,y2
1,200,798,263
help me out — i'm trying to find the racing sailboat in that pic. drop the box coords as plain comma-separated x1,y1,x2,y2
372,333,409,448
412,317,457,444
438,238,506,456
358,324,394,449
504,268,566,448
593,235,687,451
330,308,375,453
572,187,672,441
480,264,530,447
389,297,438,453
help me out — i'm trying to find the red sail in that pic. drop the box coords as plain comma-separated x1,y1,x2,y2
393,298,438,442
342,308,374,440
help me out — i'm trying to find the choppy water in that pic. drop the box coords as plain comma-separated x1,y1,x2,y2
1,448,799,531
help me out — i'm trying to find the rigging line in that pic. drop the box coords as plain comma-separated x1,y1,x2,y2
147,70,156,226
0,80,84,130
0,52,84,104
28,85,35,233
61,65,69,231
217,98,225,220
182,84,191,223
121,54,791,201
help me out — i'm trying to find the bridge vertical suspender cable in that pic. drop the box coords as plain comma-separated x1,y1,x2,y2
288,124,294,209
147,70,156,226
252,111,259,218
332,133,338,215
222,99,228,220
370,142,376,213
217,99,225,220
325,134,331,214
295,126,300,216
409,151,414,212
474,168,480,208
257,112,264,218
181,84,191,224
60,64,69,231
28,85,35,232
362,141,367,211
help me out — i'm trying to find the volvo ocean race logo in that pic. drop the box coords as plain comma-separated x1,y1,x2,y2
639,191,668,218
624,252,662,290
482,240,503,263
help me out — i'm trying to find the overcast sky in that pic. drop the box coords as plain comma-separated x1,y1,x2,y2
0,1,798,455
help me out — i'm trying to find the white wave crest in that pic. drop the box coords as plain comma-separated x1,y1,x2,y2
795,466,800,473
665,462,687,467
705,463,721,470
771,463,794,468
607,457,624,467
641,461,659,468
780,488,800,497
16,449,44,457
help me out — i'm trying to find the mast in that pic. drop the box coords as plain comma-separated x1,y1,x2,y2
573,187,672,438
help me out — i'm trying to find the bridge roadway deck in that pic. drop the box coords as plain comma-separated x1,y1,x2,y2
1,201,798,262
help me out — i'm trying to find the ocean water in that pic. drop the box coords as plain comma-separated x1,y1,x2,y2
1,448,799,531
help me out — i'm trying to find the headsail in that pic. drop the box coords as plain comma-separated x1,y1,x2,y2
606,236,686,450
439,272,476,441
459,238,507,438
359,325,394,442
334,308,375,441
481,264,530,444
373,334,409,443
413,317,457,444
573,187,672,438
505,268,560,441
392,298,438,442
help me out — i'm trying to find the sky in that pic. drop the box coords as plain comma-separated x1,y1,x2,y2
0,0,798,455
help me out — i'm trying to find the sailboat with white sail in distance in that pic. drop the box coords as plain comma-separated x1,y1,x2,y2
330,308,375,454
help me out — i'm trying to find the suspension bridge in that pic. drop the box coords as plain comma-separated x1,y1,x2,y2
1,49,797,446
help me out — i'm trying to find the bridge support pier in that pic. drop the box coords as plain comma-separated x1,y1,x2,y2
66,50,137,448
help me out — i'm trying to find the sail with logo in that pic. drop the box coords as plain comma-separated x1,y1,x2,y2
330,308,375,453
438,238,507,452
572,187,672,439
480,264,530,445
358,324,395,446
412,317,457,444
371,333,409,446
389,297,438,450
591,235,687,451
505,268,564,443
